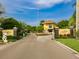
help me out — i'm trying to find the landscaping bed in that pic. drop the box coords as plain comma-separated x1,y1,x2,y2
57,38,79,52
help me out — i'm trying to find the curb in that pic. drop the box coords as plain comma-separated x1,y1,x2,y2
56,41,79,58
56,41,79,54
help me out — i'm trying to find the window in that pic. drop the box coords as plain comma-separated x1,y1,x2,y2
49,25,52,28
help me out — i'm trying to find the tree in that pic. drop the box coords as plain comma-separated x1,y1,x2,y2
58,20,69,28
1,17,20,29
40,20,45,26
69,1,76,28
69,13,76,27
36,26,43,32
26,25,32,33
18,21,27,29
0,17,5,23
32,26,36,32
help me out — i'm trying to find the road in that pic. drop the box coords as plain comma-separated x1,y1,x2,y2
0,34,79,59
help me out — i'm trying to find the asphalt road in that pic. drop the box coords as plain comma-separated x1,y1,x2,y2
0,34,79,59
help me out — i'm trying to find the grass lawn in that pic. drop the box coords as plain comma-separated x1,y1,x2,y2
57,38,79,52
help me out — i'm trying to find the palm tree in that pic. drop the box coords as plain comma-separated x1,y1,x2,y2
69,12,76,27
69,1,76,28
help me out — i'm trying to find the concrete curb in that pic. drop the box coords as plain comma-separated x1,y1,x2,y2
56,41,79,58
56,41,79,54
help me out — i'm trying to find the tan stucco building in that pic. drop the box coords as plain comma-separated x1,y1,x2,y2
42,20,58,33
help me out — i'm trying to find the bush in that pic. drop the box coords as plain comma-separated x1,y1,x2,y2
7,36,17,42
58,34,72,39
59,35,68,39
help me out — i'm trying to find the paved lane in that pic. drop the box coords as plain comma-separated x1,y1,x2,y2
0,34,79,59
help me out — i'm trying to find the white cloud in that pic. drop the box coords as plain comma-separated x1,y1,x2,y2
0,0,72,12
34,0,71,8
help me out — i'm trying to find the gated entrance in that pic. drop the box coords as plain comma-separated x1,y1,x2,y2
54,28,75,38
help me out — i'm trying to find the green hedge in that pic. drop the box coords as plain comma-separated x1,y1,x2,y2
57,34,75,39
7,36,17,42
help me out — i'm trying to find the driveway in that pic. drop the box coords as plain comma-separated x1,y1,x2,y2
0,34,78,59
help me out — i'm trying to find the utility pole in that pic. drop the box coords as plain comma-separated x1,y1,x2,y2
76,0,79,31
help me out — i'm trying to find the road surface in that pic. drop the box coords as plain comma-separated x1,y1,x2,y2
0,34,79,59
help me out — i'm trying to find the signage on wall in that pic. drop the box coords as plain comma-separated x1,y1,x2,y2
59,29,70,35
2,29,14,36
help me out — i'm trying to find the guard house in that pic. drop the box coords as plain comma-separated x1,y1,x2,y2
42,20,58,33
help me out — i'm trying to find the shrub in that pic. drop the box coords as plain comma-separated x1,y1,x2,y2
7,36,17,42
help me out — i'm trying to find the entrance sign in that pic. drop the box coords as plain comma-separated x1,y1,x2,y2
2,30,14,36
59,29,70,36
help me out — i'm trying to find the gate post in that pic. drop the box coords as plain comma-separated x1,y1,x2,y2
54,27,59,39
52,29,55,39
70,26,74,38
13,27,18,39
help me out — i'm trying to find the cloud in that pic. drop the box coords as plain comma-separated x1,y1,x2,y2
0,0,74,26
0,0,72,17
0,0,72,11
34,0,71,9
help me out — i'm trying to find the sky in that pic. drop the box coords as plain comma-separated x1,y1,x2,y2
0,0,75,26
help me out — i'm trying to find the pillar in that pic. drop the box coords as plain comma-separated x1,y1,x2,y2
76,0,79,31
